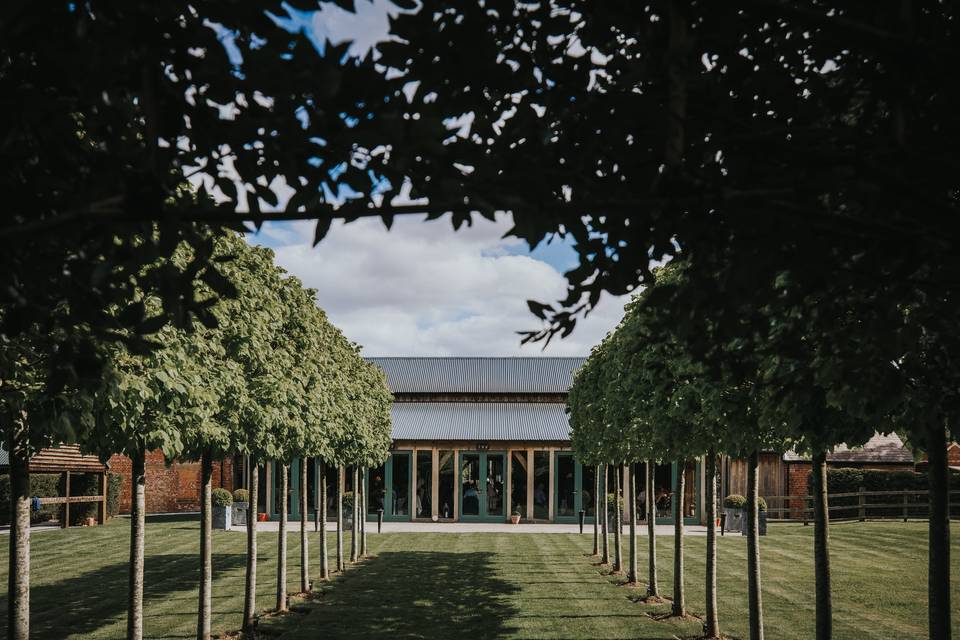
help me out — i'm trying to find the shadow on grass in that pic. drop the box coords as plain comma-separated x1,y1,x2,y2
281,551,521,639
1,553,246,639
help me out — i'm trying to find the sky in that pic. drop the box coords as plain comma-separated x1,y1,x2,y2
246,215,628,357
238,2,630,357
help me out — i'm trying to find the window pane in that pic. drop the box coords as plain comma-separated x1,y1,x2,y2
438,450,454,519
684,460,696,517
533,451,549,519
581,463,596,517
368,464,385,515
416,451,432,518
391,454,410,516
632,462,647,520
557,455,576,517
511,451,528,518
655,464,672,519
486,454,505,517
461,453,480,516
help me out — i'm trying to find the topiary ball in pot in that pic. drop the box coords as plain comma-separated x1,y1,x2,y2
212,488,233,530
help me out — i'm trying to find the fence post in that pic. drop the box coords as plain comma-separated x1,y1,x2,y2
802,495,808,526
858,486,866,522
902,491,908,522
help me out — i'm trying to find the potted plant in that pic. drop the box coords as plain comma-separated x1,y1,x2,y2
510,508,522,524
232,488,249,527
212,488,233,531
738,496,768,537
723,494,746,533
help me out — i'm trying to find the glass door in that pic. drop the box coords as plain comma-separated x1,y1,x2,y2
363,452,413,522
459,451,506,521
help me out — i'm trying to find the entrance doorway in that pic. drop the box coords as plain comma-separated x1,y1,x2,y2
365,452,412,522
459,452,506,521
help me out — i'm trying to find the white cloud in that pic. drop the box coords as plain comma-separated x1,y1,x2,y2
248,213,627,356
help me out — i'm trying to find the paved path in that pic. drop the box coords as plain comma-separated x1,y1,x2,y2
238,520,709,535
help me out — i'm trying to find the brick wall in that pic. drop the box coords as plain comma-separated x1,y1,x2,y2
787,462,812,517
109,451,235,514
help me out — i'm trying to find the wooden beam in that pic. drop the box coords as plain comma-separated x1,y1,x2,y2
431,448,440,520
63,470,70,529
438,451,453,471
526,449,534,520
513,451,528,473
101,471,108,525
452,450,459,521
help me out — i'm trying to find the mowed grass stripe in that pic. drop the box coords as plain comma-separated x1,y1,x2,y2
0,519,956,639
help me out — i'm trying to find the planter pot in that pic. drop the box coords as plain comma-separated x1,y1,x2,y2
232,503,248,527
739,510,768,537
723,507,744,533
511,514,521,524
213,505,232,531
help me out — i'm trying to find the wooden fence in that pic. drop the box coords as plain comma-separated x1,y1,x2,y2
763,488,960,523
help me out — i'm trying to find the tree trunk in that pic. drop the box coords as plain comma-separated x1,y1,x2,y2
628,464,638,584
593,465,600,555
319,459,329,581
601,464,610,564
300,459,309,593
747,450,765,640
7,417,29,640
243,459,258,633
127,447,146,640
360,467,367,557
276,463,288,612
197,450,213,640
336,466,344,572
705,451,720,638
350,467,359,563
613,465,622,573
811,450,832,640
646,460,659,598
672,460,686,617
926,421,951,640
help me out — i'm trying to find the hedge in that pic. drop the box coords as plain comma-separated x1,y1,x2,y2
1,472,124,525
0,474,61,525
813,467,960,518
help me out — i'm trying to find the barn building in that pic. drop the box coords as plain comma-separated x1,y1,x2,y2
252,356,707,525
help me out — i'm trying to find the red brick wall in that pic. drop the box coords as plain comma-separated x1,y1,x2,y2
109,451,234,514
787,462,812,517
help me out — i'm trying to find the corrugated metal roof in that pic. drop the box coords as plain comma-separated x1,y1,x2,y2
783,432,915,464
367,357,586,394
391,402,571,441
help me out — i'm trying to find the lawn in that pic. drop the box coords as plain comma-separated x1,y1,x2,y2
0,517,956,639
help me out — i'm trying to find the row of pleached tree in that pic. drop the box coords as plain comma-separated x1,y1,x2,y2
2,231,393,640
568,261,953,640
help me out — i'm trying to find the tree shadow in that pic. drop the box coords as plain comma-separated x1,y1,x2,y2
280,551,521,639
0,552,246,639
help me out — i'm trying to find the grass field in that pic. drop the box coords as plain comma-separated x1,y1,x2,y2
0,517,956,639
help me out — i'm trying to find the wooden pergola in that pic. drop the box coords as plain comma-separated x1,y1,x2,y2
25,445,108,528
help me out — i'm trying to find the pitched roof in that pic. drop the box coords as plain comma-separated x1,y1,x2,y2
391,402,570,441
783,432,915,464
367,356,586,394
0,444,107,473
